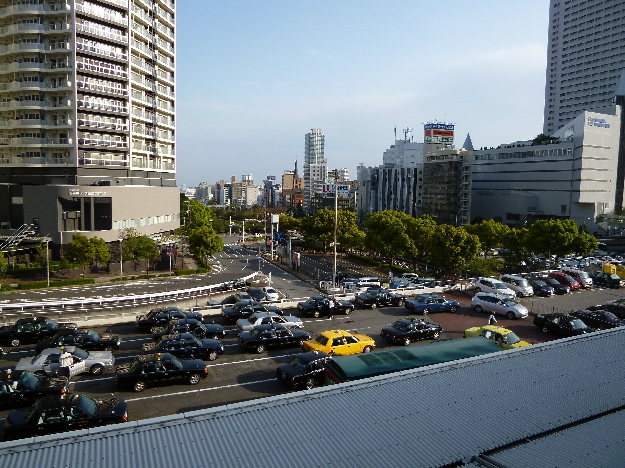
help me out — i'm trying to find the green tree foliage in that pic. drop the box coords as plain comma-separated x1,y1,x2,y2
300,209,364,252
365,211,419,267
0,253,7,277
526,219,579,258
569,231,598,256
427,224,481,271
65,234,111,275
279,214,300,232
410,214,438,261
464,219,510,257
501,227,532,269
187,225,225,267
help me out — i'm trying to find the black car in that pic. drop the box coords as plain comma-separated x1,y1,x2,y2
142,333,224,361
0,318,77,347
533,313,592,336
534,276,570,295
297,296,354,318
247,287,267,302
136,307,203,331
380,318,443,346
221,301,283,323
355,291,406,309
0,370,68,405
0,393,127,441
589,271,622,289
276,351,332,390
587,302,625,319
151,319,225,341
526,277,555,297
115,353,208,392
569,310,623,330
35,328,121,354
238,324,311,354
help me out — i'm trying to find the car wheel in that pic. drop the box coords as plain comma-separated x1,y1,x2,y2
313,311,320,318
542,327,549,333
432,331,440,340
422,308,430,315
516,292,523,298
304,378,315,390
450,306,458,313
256,344,266,354
403,338,411,346
507,311,516,320
207,351,218,361
188,373,201,385
133,381,146,392
362,346,372,353
344,308,352,315
398,300,405,307
371,303,377,309
10,338,20,347
89,364,104,375
474,305,483,313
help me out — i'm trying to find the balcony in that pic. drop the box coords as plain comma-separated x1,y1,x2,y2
155,36,174,55
79,156,128,167
77,99,128,114
0,137,72,146
131,4,153,26
0,42,44,55
75,2,127,26
98,0,129,9
79,137,128,148
155,21,174,41
132,142,156,153
131,56,155,75
131,38,155,60
131,22,154,43
156,68,174,85
155,5,175,27
77,118,128,131
76,22,127,44
156,0,175,14
131,73,155,91
76,60,127,78
156,84,174,98
0,3,43,18
76,79,127,97
76,40,127,61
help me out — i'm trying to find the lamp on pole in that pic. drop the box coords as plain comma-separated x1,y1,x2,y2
119,238,123,281
332,169,339,288
45,239,50,287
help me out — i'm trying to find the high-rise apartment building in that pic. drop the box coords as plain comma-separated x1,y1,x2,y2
543,0,625,135
303,128,325,213
0,0,178,248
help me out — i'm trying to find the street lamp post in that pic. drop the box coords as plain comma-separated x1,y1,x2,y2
332,169,339,288
119,238,123,281
45,239,50,287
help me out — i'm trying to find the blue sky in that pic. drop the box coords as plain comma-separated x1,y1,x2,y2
175,0,549,187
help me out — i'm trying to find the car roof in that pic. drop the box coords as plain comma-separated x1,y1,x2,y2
172,319,200,325
319,329,352,338
295,351,331,363
474,292,507,299
251,312,279,319
479,325,515,334
252,324,287,332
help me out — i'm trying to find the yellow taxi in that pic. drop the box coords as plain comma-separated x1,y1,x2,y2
302,329,376,356
463,325,531,350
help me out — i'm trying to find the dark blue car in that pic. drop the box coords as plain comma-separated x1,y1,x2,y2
404,294,460,314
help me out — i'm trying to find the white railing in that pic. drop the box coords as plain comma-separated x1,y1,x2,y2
0,4,43,17
155,5,175,26
131,74,155,90
79,156,128,167
76,2,126,26
77,99,128,113
156,85,174,98
77,118,128,131
76,40,127,61
79,138,128,148
155,21,174,40
77,61,127,78
76,79,127,96
75,22,127,43
155,36,174,54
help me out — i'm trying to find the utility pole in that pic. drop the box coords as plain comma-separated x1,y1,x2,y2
45,239,50,287
333,169,339,288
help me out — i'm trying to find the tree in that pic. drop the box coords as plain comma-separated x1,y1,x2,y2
464,220,510,257
279,214,301,232
409,214,438,264
299,208,362,253
569,231,598,256
187,225,224,267
365,211,419,268
90,237,111,267
526,219,578,259
66,234,110,276
427,224,481,272
0,253,7,277
502,227,532,270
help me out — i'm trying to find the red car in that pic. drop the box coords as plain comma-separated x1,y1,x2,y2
548,271,580,291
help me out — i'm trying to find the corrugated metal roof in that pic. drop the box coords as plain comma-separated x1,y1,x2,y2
1,329,625,468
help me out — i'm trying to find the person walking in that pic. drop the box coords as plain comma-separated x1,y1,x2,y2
488,313,497,326
327,298,335,320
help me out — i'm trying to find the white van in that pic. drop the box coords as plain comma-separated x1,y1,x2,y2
356,277,381,288
500,274,534,297
560,267,593,288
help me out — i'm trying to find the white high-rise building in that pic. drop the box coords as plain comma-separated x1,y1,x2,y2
0,0,178,247
303,128,325,213
543,0,625,135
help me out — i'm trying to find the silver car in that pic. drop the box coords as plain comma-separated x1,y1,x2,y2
471,293,529,319
15,346,115,377
236,312,304,333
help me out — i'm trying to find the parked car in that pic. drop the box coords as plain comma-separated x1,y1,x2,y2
297,296,354,318
500,274,534,297
471,277,516,299
587,302,625,319
276,351,332,390
0,370,68,405
589,271,623,289
236,312,303,332
302,330,375,355
463,325,531,350
534,276,571,295
526,277,555,297
16,346,115,377
142,333,224,361
547,272,580,291
35,329,121,354
260,287,280,301
355,291,406,308
247,287,267,302
471,293,529,319
380,318,443,346
221,301,283,323
151,319,225,341
404,294,460,314
238,324,310,354
221,291,253,305
533,313,592,336
569,310,623,330
136,307,202,331
0,393,127,442
0,318,77,347
115,353,207,392
560,267,593,288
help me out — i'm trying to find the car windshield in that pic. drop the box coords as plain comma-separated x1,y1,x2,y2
265,288,277,294
249,329,262,338
48,320,59,329
493,282,508,290
578,272,589,279
72,348,88,360
393,321,409,331
502,299,518,307
86,330,99,340
543,278,559,286
414,296,426,303
18,371,38,389
76,394,98,417
603,312,618,320
289,357,306,370
23,400,40,422
563,275,576,282
532,280,547,287
609,274,621,280
570,319,587,330
504,332,521,345
517,279,529,287
169,355,183,368
314,335,329,346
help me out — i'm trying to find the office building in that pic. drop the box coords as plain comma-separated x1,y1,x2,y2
543,0,625,135
303,128,325,213
0,0,178,249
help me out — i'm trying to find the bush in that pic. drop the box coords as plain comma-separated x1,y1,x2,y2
466,258,505,278
0,284,13,292
17,278,95,290
174,268,208,276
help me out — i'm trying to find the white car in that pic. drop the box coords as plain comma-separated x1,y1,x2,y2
236,312,304,332
472,277,516,299
15,346,115,377
261,287,280,301
471,293,529,319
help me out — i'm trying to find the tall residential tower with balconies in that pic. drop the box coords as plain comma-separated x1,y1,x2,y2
0,0,178,249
